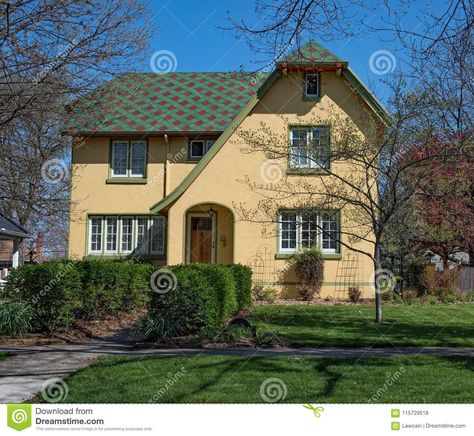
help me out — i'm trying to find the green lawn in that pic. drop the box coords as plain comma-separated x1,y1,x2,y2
249,304,474,347
59,355,474,403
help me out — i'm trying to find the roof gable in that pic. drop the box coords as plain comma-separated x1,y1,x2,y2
277,40,346,66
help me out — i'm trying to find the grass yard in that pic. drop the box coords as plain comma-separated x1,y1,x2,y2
249,304,474,347
59,355,474,403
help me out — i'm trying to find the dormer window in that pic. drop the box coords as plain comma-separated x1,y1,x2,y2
304,73,320,98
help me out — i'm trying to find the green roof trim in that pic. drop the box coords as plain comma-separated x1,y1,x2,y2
342,67,390,123
149,69,282,213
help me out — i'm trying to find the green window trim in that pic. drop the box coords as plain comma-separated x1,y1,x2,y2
108,139,148,181
275,253,342,260
85,214,166,257
302,72,321,100
106,177,148,184
287,125,331,172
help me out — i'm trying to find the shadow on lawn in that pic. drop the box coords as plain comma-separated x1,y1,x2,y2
250,306,474,347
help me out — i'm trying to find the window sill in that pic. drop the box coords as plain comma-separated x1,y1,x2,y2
275,253,342,260
85,253,166,260
286,168,330,176
106,178,147,184
302,95,321,102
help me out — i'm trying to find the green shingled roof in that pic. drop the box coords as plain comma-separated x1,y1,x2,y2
277,40,346,65
66,72,267,134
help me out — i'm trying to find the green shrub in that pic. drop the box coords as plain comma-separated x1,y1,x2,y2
77,259,152,319
401,289,418,304
1,258,153,333
146,264,245,340
252,285,279,303
348,286,361,303
290,247,324,300
226,264,252,309
2,260,82,331
0,303,32,337
463,291,474,303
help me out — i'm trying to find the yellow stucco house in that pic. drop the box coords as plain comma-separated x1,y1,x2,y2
67,41,388,299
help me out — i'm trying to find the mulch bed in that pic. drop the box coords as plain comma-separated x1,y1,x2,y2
0,307,146,346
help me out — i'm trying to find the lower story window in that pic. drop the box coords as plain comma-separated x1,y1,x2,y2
278,210,340,253
87,215,166,255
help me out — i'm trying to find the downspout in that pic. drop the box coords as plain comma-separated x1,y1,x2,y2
163,134,169,197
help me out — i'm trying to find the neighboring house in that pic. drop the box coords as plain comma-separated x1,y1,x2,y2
0,212,31,283
66,41,388,298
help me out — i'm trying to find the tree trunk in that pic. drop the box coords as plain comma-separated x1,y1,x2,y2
374,244,382,323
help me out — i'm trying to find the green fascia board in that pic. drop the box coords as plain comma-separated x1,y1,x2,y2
149,69,282,213
342,67,390,124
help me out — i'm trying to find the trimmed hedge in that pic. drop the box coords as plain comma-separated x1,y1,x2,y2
1,259,153,332
1,259,252,338
226,264,252,310
146,263,252,340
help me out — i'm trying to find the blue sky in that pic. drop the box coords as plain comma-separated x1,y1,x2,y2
142,0,427,103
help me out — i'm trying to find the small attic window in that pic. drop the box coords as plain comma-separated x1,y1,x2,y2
304,73,320,97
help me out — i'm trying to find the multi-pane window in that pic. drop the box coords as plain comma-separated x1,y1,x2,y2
150,216,166,254
89,217,103,253
136,217,149,254
289,127,330,169
189,139,215,159
121,217,133,253
279,210,340,253
111,140,146,177
304,73,320,97
88,216,165,255
105,217,118,253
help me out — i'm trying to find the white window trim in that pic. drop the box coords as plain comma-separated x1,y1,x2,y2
134,216,150,255
111,140,147,178
119,216,134,254
189,139,215,159
104,216,119,254
278,211,339,254
289,127,330,169
88,216,103,254
150,216,166,255
130,140,147,178
111,141,129,178
304,72,320,97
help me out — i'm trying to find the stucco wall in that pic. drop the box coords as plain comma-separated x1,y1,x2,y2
69,70,377,298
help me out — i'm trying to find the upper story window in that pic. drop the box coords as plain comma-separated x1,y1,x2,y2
279,210,340,254
189,139,215,160
304,73,320,97
111,140,147,178
289,127,330,169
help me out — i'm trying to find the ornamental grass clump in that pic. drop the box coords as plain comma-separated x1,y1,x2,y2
291,247,325,300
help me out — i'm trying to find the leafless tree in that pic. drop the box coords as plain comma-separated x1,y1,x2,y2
0,0,151,256
234,86,458,322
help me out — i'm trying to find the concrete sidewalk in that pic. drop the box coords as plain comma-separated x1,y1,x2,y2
1,342,473,403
